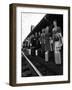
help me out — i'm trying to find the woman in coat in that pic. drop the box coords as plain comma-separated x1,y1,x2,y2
52,20,63,64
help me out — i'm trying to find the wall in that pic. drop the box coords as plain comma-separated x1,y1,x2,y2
0,0,72,90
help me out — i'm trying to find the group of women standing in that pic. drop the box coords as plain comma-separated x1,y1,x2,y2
23,20,63,64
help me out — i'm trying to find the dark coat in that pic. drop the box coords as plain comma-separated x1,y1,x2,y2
40,33,45,51
45,33,50,51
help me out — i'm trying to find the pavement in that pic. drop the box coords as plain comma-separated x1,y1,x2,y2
22,51,63,77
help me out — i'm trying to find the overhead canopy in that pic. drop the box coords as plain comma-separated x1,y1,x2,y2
24,14,63,42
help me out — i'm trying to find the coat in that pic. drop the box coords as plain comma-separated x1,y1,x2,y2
45,33,50,51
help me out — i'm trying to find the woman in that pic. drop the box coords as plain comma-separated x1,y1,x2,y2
52,20,63,64
44,26,50,62
40,29,45,52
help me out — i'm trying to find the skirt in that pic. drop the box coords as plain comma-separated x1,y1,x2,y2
54,41,61,64
45,51,49,62
54,50,61,64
